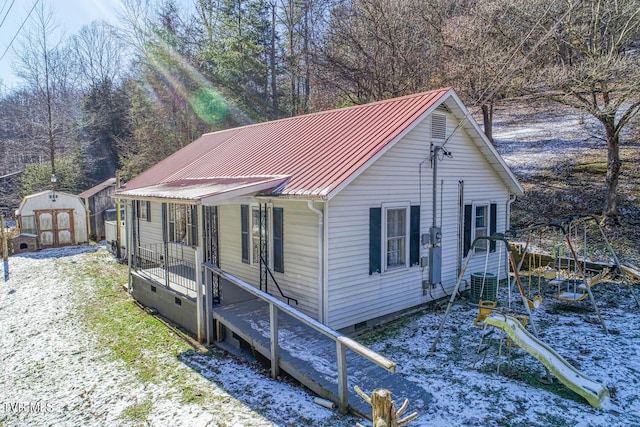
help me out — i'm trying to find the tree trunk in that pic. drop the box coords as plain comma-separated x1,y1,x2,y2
604,120,621,222
481,103,494,145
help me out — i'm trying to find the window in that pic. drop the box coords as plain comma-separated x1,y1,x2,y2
139,201,150,221
474,205,488,253
168,204,197,246
385,207,407,268
241,204,284,272
370,205,420,274
463,203,497,257
251,206,268,265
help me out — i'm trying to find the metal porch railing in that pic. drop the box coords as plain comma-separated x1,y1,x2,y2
135,242,197,294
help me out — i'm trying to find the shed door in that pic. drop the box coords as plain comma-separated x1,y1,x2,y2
35,209,75,247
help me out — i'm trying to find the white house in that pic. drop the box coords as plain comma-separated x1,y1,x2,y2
16,190,88,248
115,87,523,336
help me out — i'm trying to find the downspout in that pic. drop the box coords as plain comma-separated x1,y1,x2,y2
506,193,517,232
307,201,324,323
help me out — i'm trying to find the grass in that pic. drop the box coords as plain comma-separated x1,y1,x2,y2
120,399,153,423
573,162,608,176
57,250,219,410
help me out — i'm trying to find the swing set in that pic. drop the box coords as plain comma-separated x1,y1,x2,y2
431,214,639,352
431,233,541,352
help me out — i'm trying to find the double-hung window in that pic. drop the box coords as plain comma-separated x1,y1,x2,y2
474,205,489,253
139,201,150,221
463,202,497,256
251,206,268,265
241,204,284,273
385,206,408,269
168,204,197,246
370,203,420,275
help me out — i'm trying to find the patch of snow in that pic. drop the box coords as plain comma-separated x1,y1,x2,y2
0,246,353,426
1,248,639,425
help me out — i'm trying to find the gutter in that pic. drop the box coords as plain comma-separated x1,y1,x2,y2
307,201,325,323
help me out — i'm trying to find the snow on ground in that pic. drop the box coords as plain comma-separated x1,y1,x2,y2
0,247,349,427
2,246,639,426
493,101,607,179
1,102,639,426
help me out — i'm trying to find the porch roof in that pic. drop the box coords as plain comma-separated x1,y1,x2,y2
114,175,290,205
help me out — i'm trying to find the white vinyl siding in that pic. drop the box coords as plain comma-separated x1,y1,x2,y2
326,109,511,330
218,201,320,319
137,202,164,245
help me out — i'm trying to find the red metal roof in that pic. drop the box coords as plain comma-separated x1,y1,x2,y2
120,88,452,199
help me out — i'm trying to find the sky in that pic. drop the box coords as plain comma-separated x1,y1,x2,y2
0,0,192,92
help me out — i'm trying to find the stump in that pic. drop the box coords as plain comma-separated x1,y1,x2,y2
354,386,418,427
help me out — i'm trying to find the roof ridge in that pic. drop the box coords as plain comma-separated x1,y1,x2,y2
199,87,453,138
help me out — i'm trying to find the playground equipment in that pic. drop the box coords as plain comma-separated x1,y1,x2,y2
484,313,610,409
431,234,540,353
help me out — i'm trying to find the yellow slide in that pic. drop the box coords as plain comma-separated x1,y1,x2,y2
484,313,610,409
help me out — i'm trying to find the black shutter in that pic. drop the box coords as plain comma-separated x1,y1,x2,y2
191,205,198,246
241,205,249,263
489,203,497,252
145,201,151,221
136,201,140,218
463,204,472,257
410,205,420,266
273,208,284,272
369,208,382,274
161,203,167,243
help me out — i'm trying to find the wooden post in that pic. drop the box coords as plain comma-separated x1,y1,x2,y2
115,172,122,259
269,303,279,379
354,386,418,427
195,249,203,342
205,265,213,345
1,214,8,282
196,205,205,342
336,340,348,413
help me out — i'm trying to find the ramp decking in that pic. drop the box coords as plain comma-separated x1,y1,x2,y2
213,299,432,418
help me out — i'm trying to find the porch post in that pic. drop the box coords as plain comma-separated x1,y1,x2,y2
196,204,205,342
127,201,134,291
195,249,203,342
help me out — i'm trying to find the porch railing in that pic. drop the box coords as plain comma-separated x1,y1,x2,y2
260,255,298,306
135,242,197,294
203,263,396,413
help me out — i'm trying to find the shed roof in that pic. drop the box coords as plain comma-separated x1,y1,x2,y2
78,178,116,199
118,88,522,202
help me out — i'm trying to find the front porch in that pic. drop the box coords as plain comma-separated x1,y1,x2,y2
134,242,198,299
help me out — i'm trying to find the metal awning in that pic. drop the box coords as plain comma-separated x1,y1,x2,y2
114,175,290,205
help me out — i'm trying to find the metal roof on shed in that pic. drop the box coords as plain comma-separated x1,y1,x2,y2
118,87,522,201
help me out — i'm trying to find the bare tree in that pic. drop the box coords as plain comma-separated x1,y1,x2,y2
536,0,640,222
320,0,445,104
13,3,78,188
72,21,124,89
441,0,544,143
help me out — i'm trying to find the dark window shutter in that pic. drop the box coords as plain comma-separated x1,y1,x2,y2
410,205,420,266
161,203,167,243
369,208,382,274
136,201,140,218
490,203,497,252
273,208,284,273
146,201,151,221
463,204,472,257
241,205,249,263
191,205,198,246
